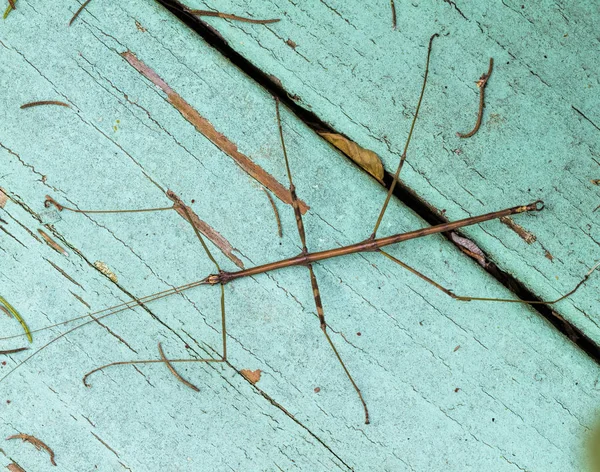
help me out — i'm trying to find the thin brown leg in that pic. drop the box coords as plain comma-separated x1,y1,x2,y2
371,33,438,238
83,205,229,387
276,99,369,424
380,250,599,305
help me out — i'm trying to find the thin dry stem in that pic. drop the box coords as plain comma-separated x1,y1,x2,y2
20,101,70,109
69,0,92,26
262,187,283,237
158,342,200,392
457,58,494,138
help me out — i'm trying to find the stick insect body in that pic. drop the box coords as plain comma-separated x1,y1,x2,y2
1,35,597,424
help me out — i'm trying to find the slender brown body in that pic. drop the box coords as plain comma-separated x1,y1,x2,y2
210,201,543,285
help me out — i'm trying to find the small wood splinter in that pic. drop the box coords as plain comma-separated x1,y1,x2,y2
20,101,71,110
69,0,92,26
457,58,494,139
390,0,397,30
186,9,280,24
158,342,200,392
6,434,57,466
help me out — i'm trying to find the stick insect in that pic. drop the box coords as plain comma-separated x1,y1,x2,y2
0,34,597,425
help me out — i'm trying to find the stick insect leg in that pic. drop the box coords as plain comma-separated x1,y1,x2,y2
82,204,229,387
371,33,438,239
380,250,600,305
276,99,369,424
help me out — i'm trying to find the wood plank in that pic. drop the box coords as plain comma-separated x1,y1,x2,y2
0,1,598,470
168,0,600,345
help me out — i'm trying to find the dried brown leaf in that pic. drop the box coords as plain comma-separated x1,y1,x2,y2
318,132,384,183
240,369,261,384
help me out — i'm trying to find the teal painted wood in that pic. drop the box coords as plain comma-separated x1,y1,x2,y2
0,1,598,471
174,0,600,345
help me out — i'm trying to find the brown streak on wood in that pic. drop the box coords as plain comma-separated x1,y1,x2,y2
38,229,68,256
0,347,28,355
0,188,7,208
500,216,536,244
6,434,56,466
120,51,308,214
70,291,91,309
166,190,244,268
158,342,200,392
45,259,83,288
90,432,119,458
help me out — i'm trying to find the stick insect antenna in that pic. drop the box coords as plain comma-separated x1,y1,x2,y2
276,98,370,424
0,280,209,384
371,33,438,238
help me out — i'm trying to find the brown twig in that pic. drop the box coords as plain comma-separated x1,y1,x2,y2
457,58,494,138
69,0,92,26
7,0,15,9
6,434,56,466
186,9,280,24
390,0,397,29
262,187,282,238
158,342,200,392
20,101,70,109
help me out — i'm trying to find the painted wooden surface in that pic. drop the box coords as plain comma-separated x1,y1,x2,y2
0,1,598,471
175,0,600,345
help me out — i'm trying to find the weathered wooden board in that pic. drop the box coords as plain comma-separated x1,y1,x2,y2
171,0,600,345
0,1,598,471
